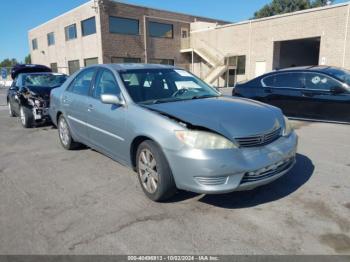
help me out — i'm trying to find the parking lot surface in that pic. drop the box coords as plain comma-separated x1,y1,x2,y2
0,88,349,255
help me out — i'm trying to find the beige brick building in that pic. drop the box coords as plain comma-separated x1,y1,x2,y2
28,0,226,75
29,1,350,87
183,2,350,87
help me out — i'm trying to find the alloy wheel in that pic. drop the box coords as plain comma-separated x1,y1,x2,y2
138,149,159,194
20,107,26,126
59,118,70,146
8,102,12,116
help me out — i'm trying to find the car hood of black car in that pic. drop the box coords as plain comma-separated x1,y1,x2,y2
143,96,284,139
23,85,58,99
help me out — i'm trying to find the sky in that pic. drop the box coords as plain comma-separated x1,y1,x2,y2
0,0,348,62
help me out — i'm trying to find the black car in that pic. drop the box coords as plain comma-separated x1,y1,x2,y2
7,64,67,128
233,66,350,123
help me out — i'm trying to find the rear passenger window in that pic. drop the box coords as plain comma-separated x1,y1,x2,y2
274,73,304,88
92,69,120,99
262,75,275,86
68,68,95,95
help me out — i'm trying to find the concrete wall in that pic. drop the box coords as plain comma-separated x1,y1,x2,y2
29,1,103,74
190,3,350,82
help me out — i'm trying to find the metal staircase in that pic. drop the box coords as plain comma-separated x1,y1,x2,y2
181,37,228,84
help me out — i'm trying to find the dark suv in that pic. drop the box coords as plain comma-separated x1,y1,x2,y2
7,64,67,128
233,66,350,123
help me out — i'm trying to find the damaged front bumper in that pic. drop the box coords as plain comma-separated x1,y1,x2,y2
164,131,298,194
33,107,50,122
27,98,51,122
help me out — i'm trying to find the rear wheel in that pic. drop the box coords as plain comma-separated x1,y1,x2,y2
58,115,80,150
8,101,15,117
20,106,33,128
136,140,177,202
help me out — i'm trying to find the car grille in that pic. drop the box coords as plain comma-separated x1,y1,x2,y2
240,157,295,184
235,128,282,148
195,176,228,186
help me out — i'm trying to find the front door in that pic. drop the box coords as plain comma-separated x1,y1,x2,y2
87,68,127,161
304,72,350,122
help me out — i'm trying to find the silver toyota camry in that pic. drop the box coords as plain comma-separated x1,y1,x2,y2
50,64,298,201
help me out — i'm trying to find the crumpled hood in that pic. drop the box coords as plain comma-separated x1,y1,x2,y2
144,96,284,139
24,85,58,99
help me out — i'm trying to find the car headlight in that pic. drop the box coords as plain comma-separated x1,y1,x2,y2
283,116,293,137
175,130,237,149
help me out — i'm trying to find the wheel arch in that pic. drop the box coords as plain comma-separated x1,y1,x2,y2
130,135,159,171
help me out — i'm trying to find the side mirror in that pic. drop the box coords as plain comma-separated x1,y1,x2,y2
101,94,125,106
330,86,345,94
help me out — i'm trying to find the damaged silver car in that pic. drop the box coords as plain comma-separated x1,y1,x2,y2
50,64,298,202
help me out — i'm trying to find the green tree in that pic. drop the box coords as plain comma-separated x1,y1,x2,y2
0,58,18,68
24,54,31,64
253,0,332,19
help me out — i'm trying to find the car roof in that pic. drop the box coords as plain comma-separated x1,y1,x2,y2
11,64,52,79
21,72,66,76
275,65,335,73
101,63,180,71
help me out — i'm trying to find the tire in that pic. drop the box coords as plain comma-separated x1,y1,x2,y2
57,115,80,150
19,106,33,128
136,140,177,202
8,101,15,117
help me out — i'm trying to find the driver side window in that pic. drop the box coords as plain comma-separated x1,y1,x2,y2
304,73,339,91
92,69,120,99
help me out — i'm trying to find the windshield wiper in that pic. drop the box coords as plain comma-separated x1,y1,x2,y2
140,98,182,105
190,94,221,100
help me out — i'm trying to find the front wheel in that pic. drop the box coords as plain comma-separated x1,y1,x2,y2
58,115,80,150
8,101,15,117
20,106,33,128
136,140,177,202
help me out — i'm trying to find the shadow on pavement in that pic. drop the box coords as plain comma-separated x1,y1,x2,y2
171,154,314,208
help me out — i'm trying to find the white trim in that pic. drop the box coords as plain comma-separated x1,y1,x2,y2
67,115,125,141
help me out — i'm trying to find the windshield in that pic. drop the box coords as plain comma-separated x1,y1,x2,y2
23,74,67,88
325,68,350,86
119,69,220,104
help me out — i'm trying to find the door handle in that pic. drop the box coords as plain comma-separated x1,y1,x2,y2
62,95,70,103
88,104,94,112
301,91,314,97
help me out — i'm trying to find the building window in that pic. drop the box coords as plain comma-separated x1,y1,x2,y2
32,39,38,50
149,58,174,65
227,55,246,75
68,60,80,75
65,24,77,41
47,32,55,46
50,63,58,73
109,16,139,35
111,57,141,63
149,22,173,38
84,57,99,66
81,17,96,36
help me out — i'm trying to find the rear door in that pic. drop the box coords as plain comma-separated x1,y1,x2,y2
303,72,350,122
87,68,127,161
62,68,96,143
261,72,309,117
